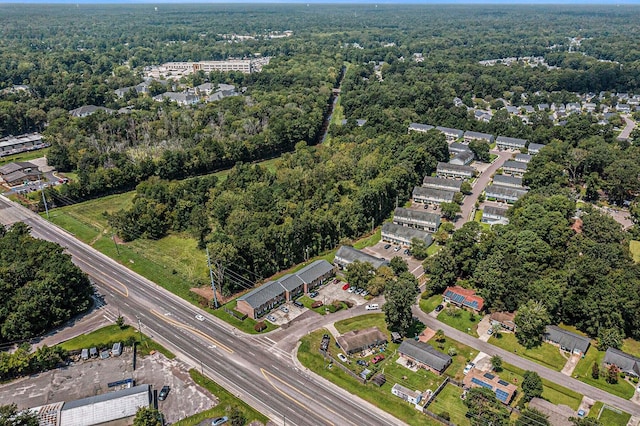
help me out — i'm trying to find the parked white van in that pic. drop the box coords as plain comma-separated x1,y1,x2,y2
365,304,379,310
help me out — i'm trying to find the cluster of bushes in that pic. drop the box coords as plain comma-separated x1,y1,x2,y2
0,344,67,382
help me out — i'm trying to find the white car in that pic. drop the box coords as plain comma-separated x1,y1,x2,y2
195,314,205,321
337,353,348,362
365,304,379,310
463,363,475,375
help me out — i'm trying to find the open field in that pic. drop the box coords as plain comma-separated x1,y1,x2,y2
573,347,636,399
489,332,567,372
0,148,49,167
588,401,632,425
437,307,480,337
630,240,640,263
427,384,470,426
419,293,442,314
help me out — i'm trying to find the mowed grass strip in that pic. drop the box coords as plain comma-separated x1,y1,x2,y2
630,240,640,263
175,370,269,426
419,293,442,314
489,332,567,372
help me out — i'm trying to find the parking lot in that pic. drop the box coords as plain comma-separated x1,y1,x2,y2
362,242,424,277
265,300,307,325
314,278,370,307
0,349,215,424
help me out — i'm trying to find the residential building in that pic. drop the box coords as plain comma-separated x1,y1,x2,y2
617,104,631,113
502,160,528,176
463,131,494,144
69,105,114,118
0,161,40,186
527,143,546,154
514,153,532,163
408,123,434,133
334,246,388,270
236,280,287,319
381,223,433,247
506,105,519,115
336,327,387,355
153,92,199,106
422,176,462,193
543,325,591,356
537,103,550,111
496,136,527,151
482,205,509,225
603,348,640,377
485,184,528,203
436,162,475,179
393,207,441,232
0,133,47,157
522,105,535,114
449,142,472,155
398,339,452,375
443,286,484,312
277,274,305,301
412,186,455,205
474,110,493,123
147,59,268,78
463,369,517,405
435,126,464,142
450,150,475,166
391,384,422,405
489,311,517,331
527,398,574,426
492,174,523,188
453,97,464,107
295,259,335,292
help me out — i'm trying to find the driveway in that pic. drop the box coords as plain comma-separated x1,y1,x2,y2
561,354,581,376
476,316,493,342
456,150,512,228
618,114,636,141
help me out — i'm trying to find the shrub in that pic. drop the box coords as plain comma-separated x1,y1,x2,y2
438,412,450,421
254,321,266,332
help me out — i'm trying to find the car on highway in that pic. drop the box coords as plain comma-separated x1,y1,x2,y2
280,305,289,313
158,385,170,401
384,244,391,249
371,355,385,364
195,314,205,321
267,314,277,322
435,304,444,312
309,291,319,298
337,353,348,362
212,416,229,426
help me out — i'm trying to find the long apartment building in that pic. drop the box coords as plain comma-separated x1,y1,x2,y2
412,186,455,205
393,207,441,232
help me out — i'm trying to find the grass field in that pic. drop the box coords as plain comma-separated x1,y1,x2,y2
419,293,443,314
353,227,382,249
588,402,631,425
174,370,269,426
427,384,470,426
501,363,583,409
474,210,483,222
489,333,567,372
0,148,49,167
630,240,640,263
622,338,640,358
437,307,479,337
59,324,175,359
573,347,636,399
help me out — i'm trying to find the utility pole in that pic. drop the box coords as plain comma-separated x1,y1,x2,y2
206,246,219,309
40,176,49,219
136,316,143,346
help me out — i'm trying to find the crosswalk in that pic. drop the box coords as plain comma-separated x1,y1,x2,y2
249,335,293,359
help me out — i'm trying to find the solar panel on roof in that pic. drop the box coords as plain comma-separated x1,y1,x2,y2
468,301,478,308
471,378,493,390
495,389,509,402
453,294,465,303
444,290,453,298
483,372,495,380
498,379,509,386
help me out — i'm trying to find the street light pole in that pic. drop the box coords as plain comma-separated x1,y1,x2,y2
136,316,143,346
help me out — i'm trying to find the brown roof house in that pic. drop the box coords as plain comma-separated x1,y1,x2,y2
490,312,517,332
336,327,387,355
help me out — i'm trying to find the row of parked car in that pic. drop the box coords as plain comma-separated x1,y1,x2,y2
383,244,411,255
341,283,369,297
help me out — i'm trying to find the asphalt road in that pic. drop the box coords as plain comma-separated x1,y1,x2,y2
618,114,636,141
0,196,401,426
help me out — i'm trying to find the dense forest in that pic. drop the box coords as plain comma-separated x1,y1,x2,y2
0,223,93,343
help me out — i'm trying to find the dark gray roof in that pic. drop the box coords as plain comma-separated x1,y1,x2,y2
483,205,509,218
277,273,305,292
503,160,528,171
451,150,474,164
398,340,451,372
464,131,495,142
61,384,150,410
603,348,640,376
335,246,388,269
237,280,285,308
408,123,434,132
485,184,528,200
412,186,455,202
422,176,462,191
69,105,114,117
0,161,38,176
449,142,472,154
527,143,546,153
295,260,334,285
394,208,441,228
436,126,464,138
544,325,591,354
515,153,532,163
492,174,523,187
436,162,475,174
382,223,433,245
496,136,527,147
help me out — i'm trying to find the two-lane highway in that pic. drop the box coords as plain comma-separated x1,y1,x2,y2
0,196,402,426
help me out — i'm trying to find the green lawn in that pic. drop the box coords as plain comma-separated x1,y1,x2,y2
59,324,175,359
419,293,442,314
427,337,479,381
0,148,49,167
474,210,483,222
622,338,640,358
209,300,278,334
573,347,636,399
588,402,631,426
501,363,583,410
437,307,479,337
353,227,382,249
489,332,568,371
174,370,269,426
426,243,442,256
427,384,469,426
630,241,640,263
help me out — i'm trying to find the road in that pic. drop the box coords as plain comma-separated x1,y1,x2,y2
0,196,402,426
456,149,512,229
411,306,640,417
618,114,636,141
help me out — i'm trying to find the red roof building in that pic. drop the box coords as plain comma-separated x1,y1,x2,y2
443,286,484,312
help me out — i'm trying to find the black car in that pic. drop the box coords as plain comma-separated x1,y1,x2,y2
321,334,330,351
293,300,304,308
309,291,319,298
384,244,391,249
435,304,444,312
158,385,170,401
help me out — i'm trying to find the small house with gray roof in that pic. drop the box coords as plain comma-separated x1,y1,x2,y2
398,339,452,375
514,153,532,163
336,327,387,355
334,246,388,271
236,280,287,319
496,136,527,151
436,162,475,179
393,207,441,232
423,176,462,193
436,126,464,142
381,223,433,247
527,143,546,155
492,174,523,188
485,184,528,203
449,142,472,155
603,348,640,377
412,186,455,206
464,131,495,144
482,205,509,225
502,160,528,176
544,325,590,356
450,150,475,166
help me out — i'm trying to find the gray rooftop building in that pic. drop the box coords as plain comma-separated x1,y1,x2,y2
393,207,441,232
408,123,435,133
423,176,463,192
435,126,464,141
496,136,528,150
485,184,528,203
603,348,640,377
398,340,452,374
436,162,475,179
334,246,388,270
464,131,495,144
544,325,591,355
381,223,433,247
492,174,523,188
412,186,455,205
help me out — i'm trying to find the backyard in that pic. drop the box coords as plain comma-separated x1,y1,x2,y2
573,347,636,399
588,402,632,426
436,306,480,337
427,384,469,426
489,332,568,371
